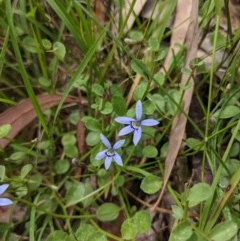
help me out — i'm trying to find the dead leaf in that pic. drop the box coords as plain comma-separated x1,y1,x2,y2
0,94,74,149
150,0,199,211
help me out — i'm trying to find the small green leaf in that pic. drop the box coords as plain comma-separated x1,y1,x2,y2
172,205,184,220
20,164,33,179
219,105,240,119
45,230,69,241
28,174,42,191
38,76,51,87
92,83,104,96
128,30,144,41
140,175,162,194
100,102,113,115
131,58,149,76
54,159,70,174
42,38,52,50
22,36,39,53
187,183,212,207
121,218,138,240
96,202,120,221
169,221,193,241
82,117,102,132
153,72,165,86
86,132,100,146
0,165,5,181
65,182,85,206
185,138,203,151
134,210,151,233
63,144,78,158
112,96,126,116
0,124,11,138
142,145,158,158
209,220,238,241
76,224,107,241
133,81,148,100
53,41,66,61
61,133,76,146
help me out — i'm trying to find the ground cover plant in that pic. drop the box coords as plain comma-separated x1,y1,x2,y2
0,0,240,240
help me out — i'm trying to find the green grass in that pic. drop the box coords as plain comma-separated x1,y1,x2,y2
0,0,239,240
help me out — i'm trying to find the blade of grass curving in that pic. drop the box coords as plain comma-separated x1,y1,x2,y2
53,27,107,123
5,0,49,136
0,27,9,77
46,0,87,53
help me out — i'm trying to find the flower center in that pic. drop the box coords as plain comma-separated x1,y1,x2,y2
131,120,141,130
106,148,115,157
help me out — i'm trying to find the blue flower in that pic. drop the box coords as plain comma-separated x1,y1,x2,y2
95,134,125,170
0,184,13,206
115,100,159,145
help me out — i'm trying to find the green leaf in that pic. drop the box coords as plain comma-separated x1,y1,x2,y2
92,83,104,96
53,41,66,61
142,145,158,158
54,159,70,174
0,165,5,181
38,76,51,87
63,144,78,158
65,182,85,206
140,175,162,194
128,30,144,41
172,205,184,220
82,117,102,132
219,105,240,119
100,102,113,115
133,81,148,100
153,72,165,86
61,133,76,146
96,202,120,221
22,36,39,53
42,38,52,50
134,210,151,233
76,224,107,241
121,218,138,240
185,138,203,151
209,220,238,241
86,132,100,146
187,183,212,207
169,221,193,241
0,124,11,138
28,174,42,191
45,230,69,241
20,164,33,179
131,58,149,76
112,96,126,116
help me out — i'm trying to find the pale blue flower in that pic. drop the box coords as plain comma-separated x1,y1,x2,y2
0,184,13,206
96,134,125,170
115,100,159,145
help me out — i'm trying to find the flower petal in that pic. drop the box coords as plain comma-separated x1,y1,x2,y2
104,156,112,170
95,150,107,160
119,125,134,136
141,119,159,126
0,184,9,195
0,198,13,206
113,152,123,166
115,117,135,124
133,127,142,145
100,134,111,148
135,100,142,120
113,139,125,149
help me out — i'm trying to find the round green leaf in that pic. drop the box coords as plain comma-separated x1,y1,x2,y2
219,105,240,119
92,83,104,96
96,202,120,221
61,133,76,146
142,145,158,158
169,221,193,241
140,175,162,194
100,102,113,115
54,159,70,174
210,220,238,241
45,230,69,241
0,165,5,181
0,124,11,138
28,174,42,191
64,144,78,158
42,38,52,50
187,183,212,207
22,36,39,53
65,182,85,207
82,117,102,132
121,218,138,240
134,210,151,233
86,132,100,146
53,41,66,60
